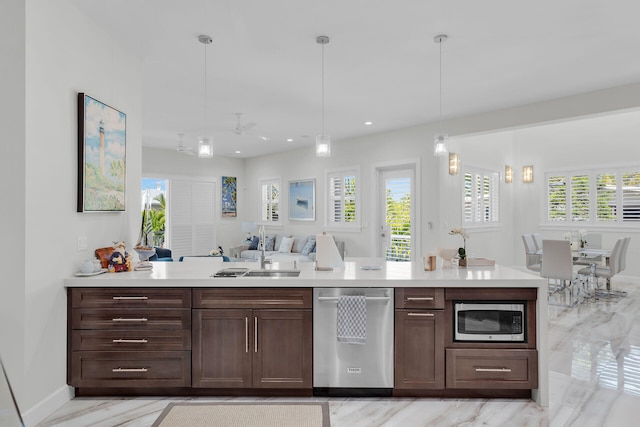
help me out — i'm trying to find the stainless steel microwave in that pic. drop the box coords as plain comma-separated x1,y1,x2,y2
454,302,525,342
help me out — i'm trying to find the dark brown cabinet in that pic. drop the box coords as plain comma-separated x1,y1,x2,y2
394,288,445,390
444,288,538,391
192,288,312,390
67,288,192,389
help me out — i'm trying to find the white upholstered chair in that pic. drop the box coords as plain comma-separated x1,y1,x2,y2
578,237,629,297
522,234,541,272
541,239,578,306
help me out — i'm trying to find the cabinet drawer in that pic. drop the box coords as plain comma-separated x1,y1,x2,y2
71,308,191,330
72,330,190,351
70,288,191,309
194,288,312,309
395,288,444,309
446,349,538,389
70,351,190,388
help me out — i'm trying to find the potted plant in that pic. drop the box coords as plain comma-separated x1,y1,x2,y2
449,227,469,267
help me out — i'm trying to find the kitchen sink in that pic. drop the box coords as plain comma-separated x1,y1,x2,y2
243,269,301,277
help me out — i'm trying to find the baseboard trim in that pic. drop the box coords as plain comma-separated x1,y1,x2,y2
22,385,73,427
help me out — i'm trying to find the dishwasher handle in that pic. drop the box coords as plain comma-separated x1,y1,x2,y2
317,296,390,302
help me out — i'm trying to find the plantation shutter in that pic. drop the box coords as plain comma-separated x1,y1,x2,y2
328,173,357,224
169,179,216,260
622,171,640,221
547,175,566,221
463,168,499,224
596,173,616,222
260,180,280,223
570,175,590,221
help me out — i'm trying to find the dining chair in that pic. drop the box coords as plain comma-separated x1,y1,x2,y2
541,239,578,306
577,237,626,298
532,233,543,254
522,234,541,272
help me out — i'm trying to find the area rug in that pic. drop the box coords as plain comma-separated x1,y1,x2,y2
151,402,330,427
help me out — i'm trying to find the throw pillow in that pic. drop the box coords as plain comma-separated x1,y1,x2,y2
301,238,316,255
291,236,308,253
264,235,276,251
248,235,259,250
278,236,295,253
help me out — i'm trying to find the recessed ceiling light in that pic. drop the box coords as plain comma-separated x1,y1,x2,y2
260,136,268,141
235,150,241,154
287,138,293,142
365,121,373,125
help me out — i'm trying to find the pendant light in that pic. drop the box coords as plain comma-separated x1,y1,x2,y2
316,35,331,157
433,34,448,156
198,34,214,158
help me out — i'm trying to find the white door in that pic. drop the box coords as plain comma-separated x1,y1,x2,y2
377,167,415,261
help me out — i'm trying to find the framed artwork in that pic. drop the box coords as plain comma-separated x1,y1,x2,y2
289,178,315,221
221,176,237,217
77,93,126,212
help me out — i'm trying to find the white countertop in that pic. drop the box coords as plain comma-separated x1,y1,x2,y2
64,258,546,289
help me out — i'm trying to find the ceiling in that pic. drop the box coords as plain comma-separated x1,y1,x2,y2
69,0,640,158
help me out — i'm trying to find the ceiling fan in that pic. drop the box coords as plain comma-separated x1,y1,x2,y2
231,113,257,135
175,133,194,155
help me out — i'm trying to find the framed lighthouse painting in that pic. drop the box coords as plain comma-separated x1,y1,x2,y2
77,93,127,212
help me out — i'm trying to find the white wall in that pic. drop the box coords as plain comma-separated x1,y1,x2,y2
142,148,246,253
14,1,142,425
0,0,26,407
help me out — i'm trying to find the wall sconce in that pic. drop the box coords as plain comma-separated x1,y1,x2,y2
448,152,459,175
522,165,534,183
505,165,513,183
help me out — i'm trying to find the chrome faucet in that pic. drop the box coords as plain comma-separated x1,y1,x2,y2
258,225,268,269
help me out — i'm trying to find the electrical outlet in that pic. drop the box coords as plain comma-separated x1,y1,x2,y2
77,236,87,251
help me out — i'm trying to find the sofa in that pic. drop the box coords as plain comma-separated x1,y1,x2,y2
233,234,345,263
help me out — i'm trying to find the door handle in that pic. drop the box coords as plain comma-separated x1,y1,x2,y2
245,317,249,353
408,312,434,317
254,316,258,353
112,339,148,343
406,297,434,301
112,317,148,322
475,367,512,373
112,367,148,373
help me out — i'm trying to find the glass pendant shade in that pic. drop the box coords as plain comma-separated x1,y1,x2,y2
315,134,331,157
433,134,448,156
198,137,213,158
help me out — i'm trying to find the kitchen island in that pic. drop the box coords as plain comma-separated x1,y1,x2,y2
64,259,548,406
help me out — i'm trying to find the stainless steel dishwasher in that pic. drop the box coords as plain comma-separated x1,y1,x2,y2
313,287,394,396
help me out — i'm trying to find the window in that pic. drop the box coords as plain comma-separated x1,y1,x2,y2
463,167,500,226
260,178,280,224
546,167,640,225
326,168,359,228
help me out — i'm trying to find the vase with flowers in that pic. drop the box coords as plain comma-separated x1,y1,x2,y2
449,227,469,266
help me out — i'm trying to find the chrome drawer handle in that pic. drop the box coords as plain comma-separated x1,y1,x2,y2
406,297,434,301
112,317,148,322
112,296,149,300
475,368,512,373
112,367,148,373
112,339,148,343
408,313,435,317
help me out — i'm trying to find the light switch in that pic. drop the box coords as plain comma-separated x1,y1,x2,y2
77,235,87,251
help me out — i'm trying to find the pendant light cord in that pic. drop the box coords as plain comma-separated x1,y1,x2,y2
204,42,208,128
438,37,442,122
321,41,325,135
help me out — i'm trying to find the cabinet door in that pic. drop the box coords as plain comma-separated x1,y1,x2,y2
192,309,252,388
394,309,444,389
253,309,312,389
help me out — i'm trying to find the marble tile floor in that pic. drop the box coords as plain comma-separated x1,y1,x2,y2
37,280,640,427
